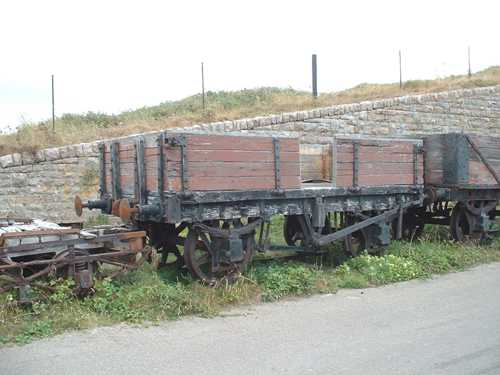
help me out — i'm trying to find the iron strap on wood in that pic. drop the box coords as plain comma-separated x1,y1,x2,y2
136,137,147,205
353,142,360,187
273,138,282,190
465,135,500,185
98,143,107,197
413,144,419,185
133,142,139,201
157,132,166,204
330,140,337,187
110,142,121,200
180,135,189,192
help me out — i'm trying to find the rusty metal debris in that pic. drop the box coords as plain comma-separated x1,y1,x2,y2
0,218,147,302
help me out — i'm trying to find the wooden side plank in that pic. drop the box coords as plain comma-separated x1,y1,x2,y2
301,137,423,187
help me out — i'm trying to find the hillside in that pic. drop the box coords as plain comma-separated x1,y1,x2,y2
1,66,500,156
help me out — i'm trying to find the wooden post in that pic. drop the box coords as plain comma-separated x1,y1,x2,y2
468,46,472,78
51,74,55,132
399,50,402,89
312,54,318,98
201,62,206,109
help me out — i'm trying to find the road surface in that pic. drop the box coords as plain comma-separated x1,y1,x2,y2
2,262,500,375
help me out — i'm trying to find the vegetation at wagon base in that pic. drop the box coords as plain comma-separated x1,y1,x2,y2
1,66,500,156
2,227,500,346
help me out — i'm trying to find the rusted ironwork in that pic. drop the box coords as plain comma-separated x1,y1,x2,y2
0,220,147,301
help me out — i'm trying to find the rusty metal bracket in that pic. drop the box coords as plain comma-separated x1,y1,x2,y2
273,137,282,190
110,141,122,200
413,144,419,185
136,137,147,205
353,142,360,188
157,132,166,216
98,143,107,197
330,140,337,187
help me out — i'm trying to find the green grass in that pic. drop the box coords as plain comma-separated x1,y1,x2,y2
83,214,110,227
2,222,500,346
2,66,500,155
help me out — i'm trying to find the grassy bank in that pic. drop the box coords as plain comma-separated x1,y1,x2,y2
1,231,500,346
1,66,499,156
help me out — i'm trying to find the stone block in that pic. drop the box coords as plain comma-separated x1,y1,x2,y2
44,147,61,161
11,153,22,167
0,154,14,168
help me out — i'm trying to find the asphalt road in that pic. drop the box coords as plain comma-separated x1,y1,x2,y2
2,262,500,375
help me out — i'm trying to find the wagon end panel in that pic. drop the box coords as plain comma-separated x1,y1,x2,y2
467,135,500,186
424,133,500,187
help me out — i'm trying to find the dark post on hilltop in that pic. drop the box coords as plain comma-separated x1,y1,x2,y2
312,54,318,98
51,74,55,132
201,62,206,110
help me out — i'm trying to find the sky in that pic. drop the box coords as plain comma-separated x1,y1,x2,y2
1,0,499,131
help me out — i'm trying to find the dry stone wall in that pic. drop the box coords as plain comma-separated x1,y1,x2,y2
1,85,499,222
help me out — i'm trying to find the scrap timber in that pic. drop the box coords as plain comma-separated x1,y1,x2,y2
0,218,146,301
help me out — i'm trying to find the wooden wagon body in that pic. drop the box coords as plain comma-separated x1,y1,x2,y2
97,132,424,209
100,132,301,201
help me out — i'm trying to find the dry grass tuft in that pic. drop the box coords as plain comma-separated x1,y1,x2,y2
1,66,499,156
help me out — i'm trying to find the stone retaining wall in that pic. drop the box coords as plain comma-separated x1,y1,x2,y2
1,85,499,221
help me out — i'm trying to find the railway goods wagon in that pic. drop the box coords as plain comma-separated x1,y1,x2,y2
423,133,500,241
77,131,425,283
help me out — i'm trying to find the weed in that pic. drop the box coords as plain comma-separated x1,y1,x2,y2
15,321,53,344
340,253,427,285
84,214,110,227
249,262,334,301
79,165,99,189
1,236,500,346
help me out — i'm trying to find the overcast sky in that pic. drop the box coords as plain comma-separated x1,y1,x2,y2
1,0,499,130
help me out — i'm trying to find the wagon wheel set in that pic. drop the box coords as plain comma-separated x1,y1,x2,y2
0,227,149,302
137,219,259,284
449,200,498,242
121,199,499,284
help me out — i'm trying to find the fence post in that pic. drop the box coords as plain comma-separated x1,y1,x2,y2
312,54,318,98
201,62,206,110
468,46,472,78
399,50,403,89
51,74,55,132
